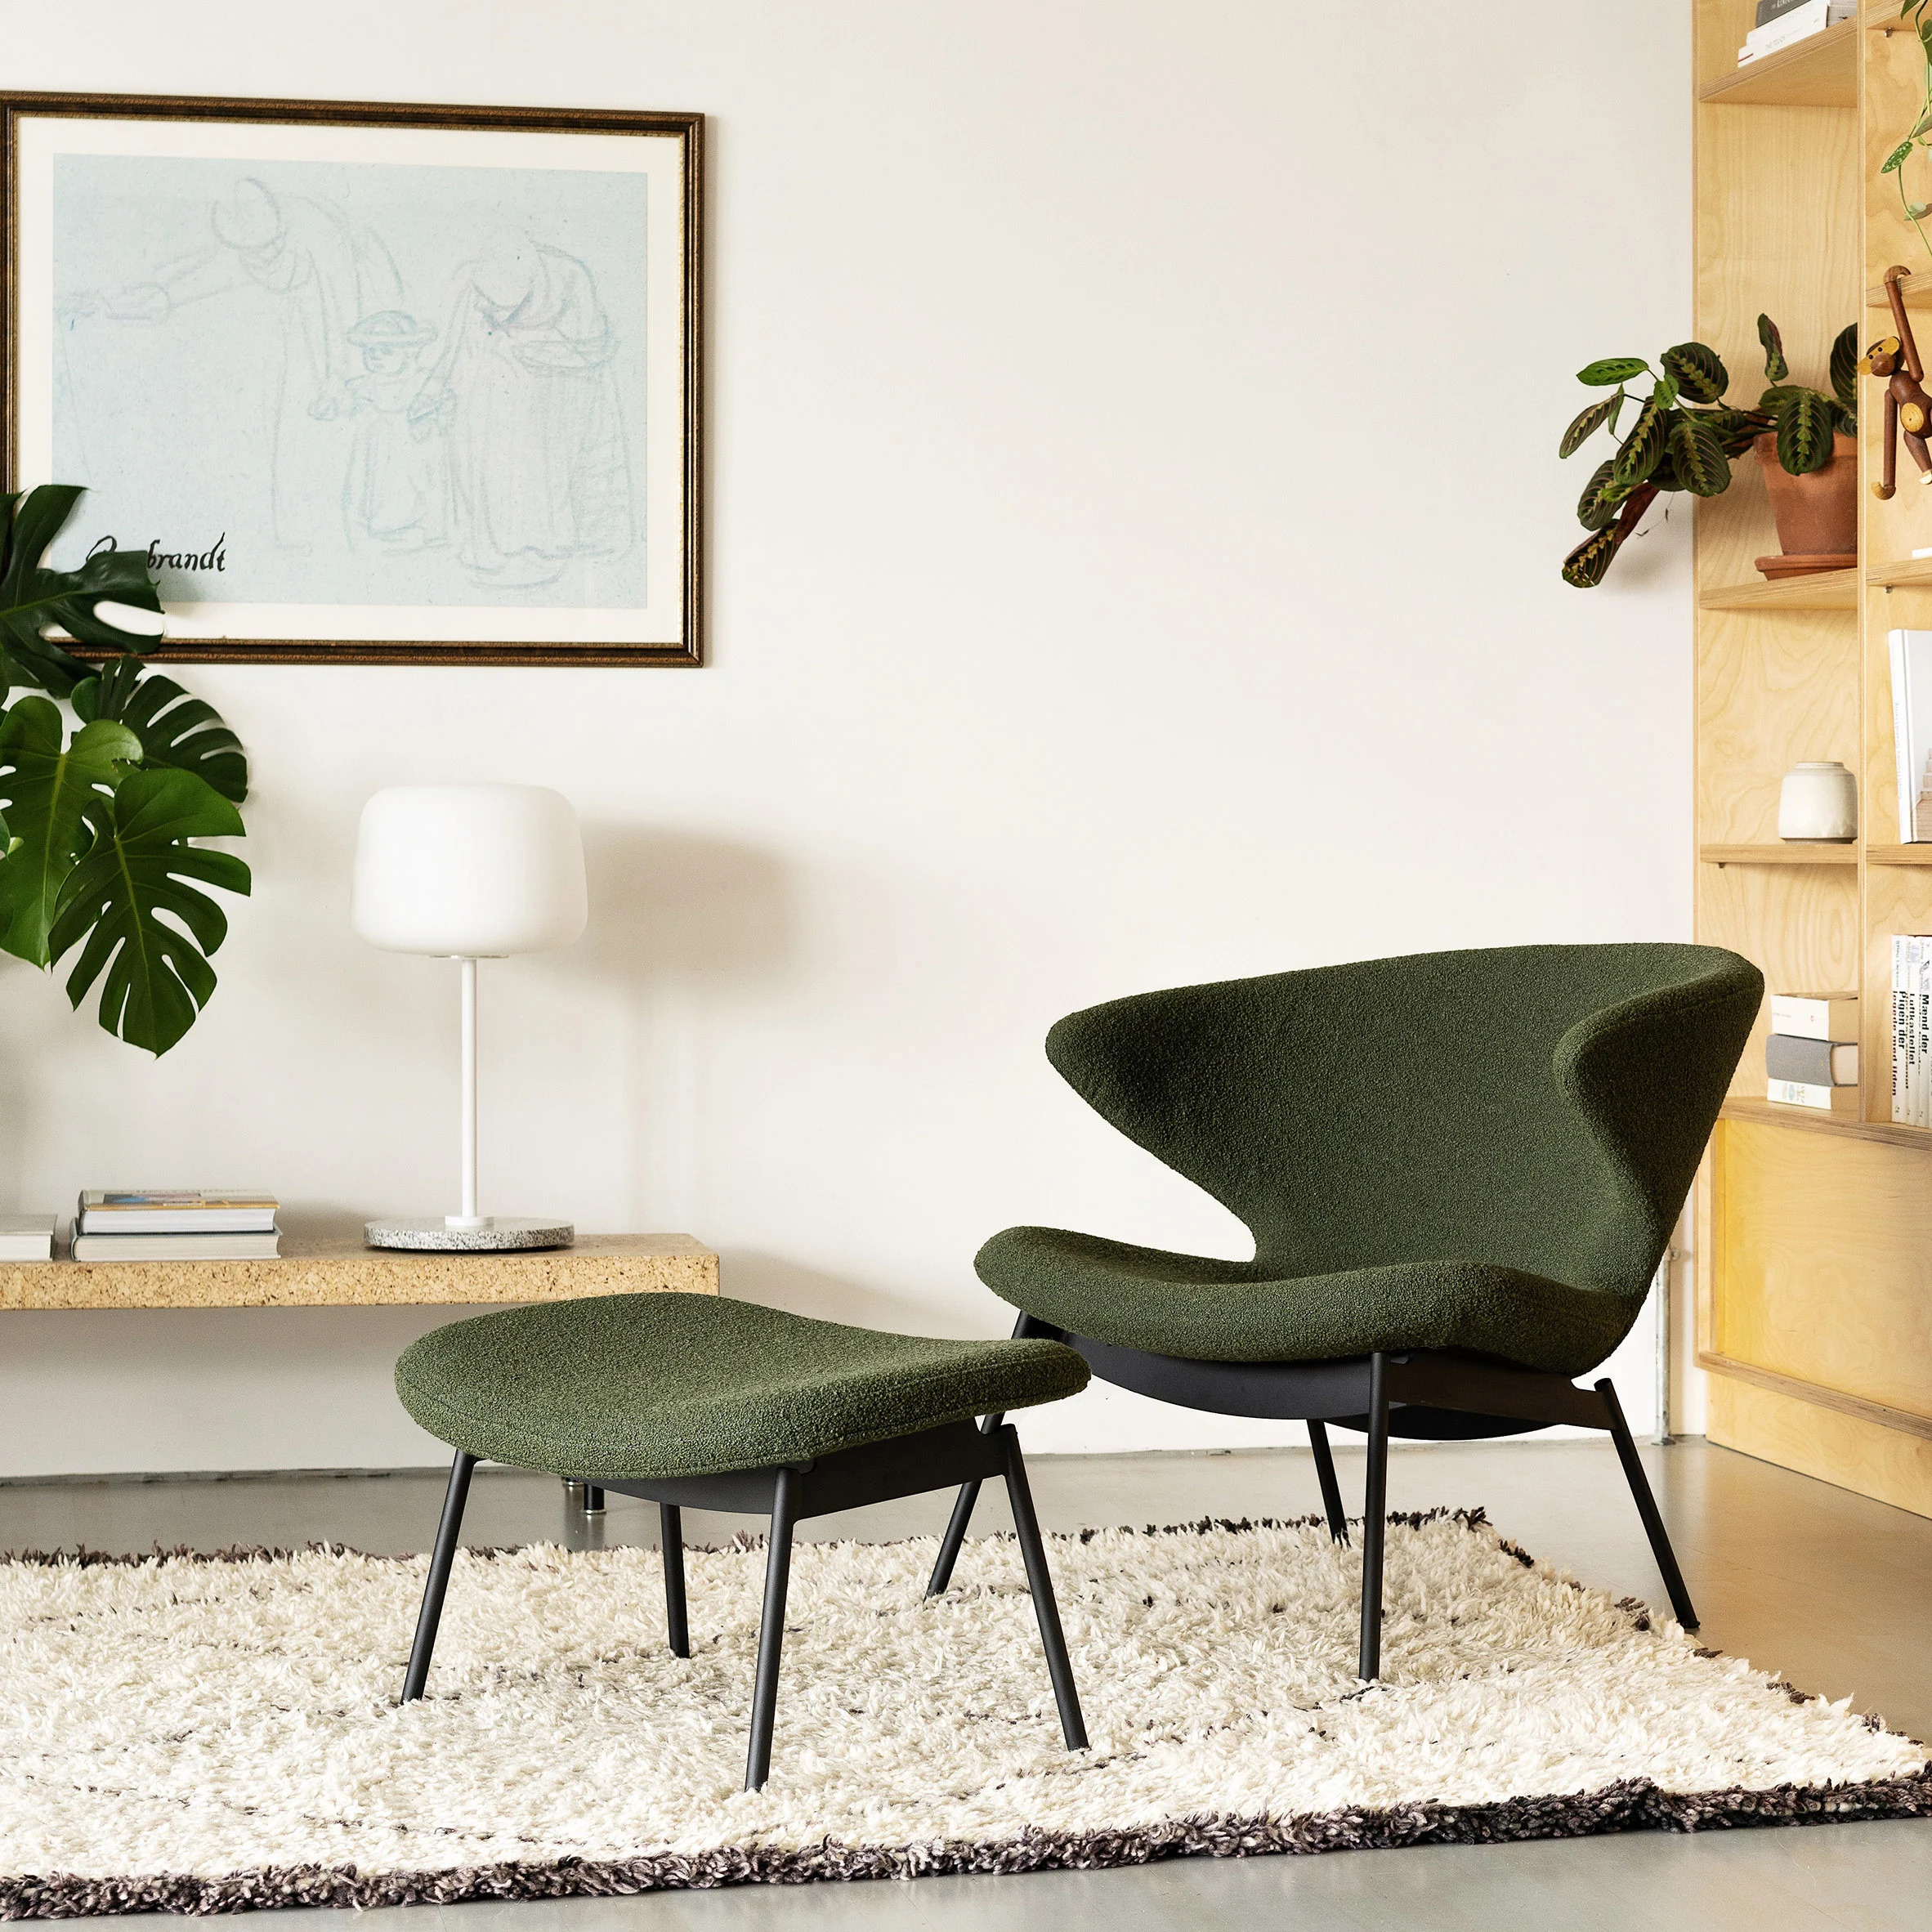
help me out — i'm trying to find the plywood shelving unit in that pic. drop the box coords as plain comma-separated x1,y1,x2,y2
1693,1,1932,1514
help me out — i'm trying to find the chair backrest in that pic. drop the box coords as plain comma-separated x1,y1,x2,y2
1044,943,1761,1304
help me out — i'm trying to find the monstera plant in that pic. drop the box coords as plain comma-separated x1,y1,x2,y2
0,485,249,1055
1559,316,1858,588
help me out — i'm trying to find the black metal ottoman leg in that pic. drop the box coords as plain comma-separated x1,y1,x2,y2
561,1478,605,1514
661,1502,690,1657
998,1426,1089,1751
1308,1420,1349,1543
1357,1353,1389,1684
745,1464,803,1791
1597,1376,1699,1629
403,1449,476,1703
926,1423,996,1599
926,1315,1047,1597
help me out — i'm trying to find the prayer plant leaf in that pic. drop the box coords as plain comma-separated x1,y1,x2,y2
48,767,250,1056
1577,357,1648,387
1563,522,1626,588
1667,414,1732,498
0,487,162,700
1776,389,1836,475
72,656,248,804
1660,342,1728,404
1758,315,1789,382
1831,324,1860,407
0,698,141,967
1576,459,1622,530
1612,398,1667,488
1559,394,1620,458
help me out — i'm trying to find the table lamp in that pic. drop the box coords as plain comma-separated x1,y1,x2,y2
352,784,588,1251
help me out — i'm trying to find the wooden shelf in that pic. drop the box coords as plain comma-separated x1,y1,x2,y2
1720,1096,1932,1148
1699,569,1858,610
1867,844,1932,863
1867,554,1932,587
1864,269,1932,308
1698,18,1858,105
1700,843,1858,865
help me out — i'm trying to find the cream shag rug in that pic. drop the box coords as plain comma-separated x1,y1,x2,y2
2,1509,1926,1916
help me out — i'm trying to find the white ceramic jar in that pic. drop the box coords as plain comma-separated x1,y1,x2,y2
1778,761,1858,842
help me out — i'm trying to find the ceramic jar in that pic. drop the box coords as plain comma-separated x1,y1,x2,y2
1778,761,1858,842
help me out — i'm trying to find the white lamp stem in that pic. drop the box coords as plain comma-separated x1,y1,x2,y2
449,957,485,1230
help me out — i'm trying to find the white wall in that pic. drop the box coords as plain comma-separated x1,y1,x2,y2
0,0,1696,1477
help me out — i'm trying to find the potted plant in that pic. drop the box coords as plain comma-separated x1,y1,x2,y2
0,485,250,1055
1559,316,1858,586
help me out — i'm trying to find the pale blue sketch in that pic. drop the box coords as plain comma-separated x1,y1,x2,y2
48,154,649,608
344,311,450,551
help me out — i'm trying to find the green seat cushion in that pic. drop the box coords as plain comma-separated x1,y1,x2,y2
977,1227,1634,1377
394,1292,1089,1480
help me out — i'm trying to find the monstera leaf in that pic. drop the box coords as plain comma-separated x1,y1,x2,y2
48,768,250,1056
0,697,141,966
74,656,248,803
0,487,162,700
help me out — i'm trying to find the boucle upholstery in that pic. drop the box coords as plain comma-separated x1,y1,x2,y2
396,1292,1089,1478
979,943,1760,1376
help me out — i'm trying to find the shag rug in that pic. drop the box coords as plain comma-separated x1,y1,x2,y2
2,1509,1927,1916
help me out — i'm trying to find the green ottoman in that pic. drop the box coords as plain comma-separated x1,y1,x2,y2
393,1291,1093,1788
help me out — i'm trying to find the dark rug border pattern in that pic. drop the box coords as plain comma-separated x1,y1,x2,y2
4,1513,1928,1917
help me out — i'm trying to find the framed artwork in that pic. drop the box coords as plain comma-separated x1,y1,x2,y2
2,92,703,666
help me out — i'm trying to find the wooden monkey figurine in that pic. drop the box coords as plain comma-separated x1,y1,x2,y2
1863,265,1932,499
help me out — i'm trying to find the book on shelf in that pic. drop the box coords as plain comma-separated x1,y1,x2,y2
1890,631,1932,842
0,1214,57,1263
1767,1077,1857,1114
1755,0,1818,23
1737,0,1853,60
1893,937,1932,1127
1769,991,1857,1041
1766,1035,1858,1087
69,1230,281,1262
75,1189,278,1236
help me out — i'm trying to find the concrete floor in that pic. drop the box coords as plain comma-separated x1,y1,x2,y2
4,1435,1929,1929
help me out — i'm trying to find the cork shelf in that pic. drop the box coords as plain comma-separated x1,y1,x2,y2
0,1232,719,1311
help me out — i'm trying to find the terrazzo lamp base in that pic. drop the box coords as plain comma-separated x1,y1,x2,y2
364,1217,575,1253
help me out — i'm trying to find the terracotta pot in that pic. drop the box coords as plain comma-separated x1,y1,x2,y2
1754,431,1858,558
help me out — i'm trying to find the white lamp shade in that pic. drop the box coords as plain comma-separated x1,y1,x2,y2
352,785,588,957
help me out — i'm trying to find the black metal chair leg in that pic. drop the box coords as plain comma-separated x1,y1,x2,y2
1357,1353,1389,1683
927,1313,1046,1597
661,1502,689,1657
745,1464,802,1791
402,1449,476,1703
998,1425,1089,1751
1597,1375,1699,1629
1308,1419,1349,1543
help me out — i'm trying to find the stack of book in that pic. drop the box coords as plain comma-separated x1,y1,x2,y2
71,1191,280,1261
1738,0,1853,64
1767,991,1858,1115
0,1214,57,1263
1894,941,1932,1126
